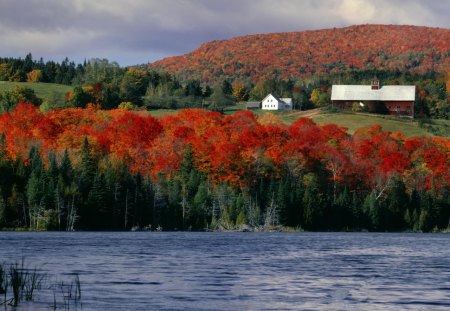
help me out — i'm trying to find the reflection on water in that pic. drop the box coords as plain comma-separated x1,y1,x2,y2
1,232,450,310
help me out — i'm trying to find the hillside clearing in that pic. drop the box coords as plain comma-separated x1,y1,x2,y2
148,106,449,137
0,81,72,107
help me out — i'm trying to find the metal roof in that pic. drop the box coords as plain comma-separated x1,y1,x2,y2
331,85,416,101
246,101,261,108
281,98,293,105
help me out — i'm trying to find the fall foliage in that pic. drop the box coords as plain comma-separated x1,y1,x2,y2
150,25,450,83
0,104,449,231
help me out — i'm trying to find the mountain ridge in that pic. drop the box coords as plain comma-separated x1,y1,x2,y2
149,24,450,83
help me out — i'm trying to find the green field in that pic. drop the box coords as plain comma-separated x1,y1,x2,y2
147,106,449,137
230,107,450,137
147,109,178,116
0,81,72,107
1,81,447,138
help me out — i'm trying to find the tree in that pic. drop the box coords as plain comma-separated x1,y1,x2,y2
78,137,96,199
184,80,202,97
66,86,92,108
0,86,42,113
120,69,148,105
208,86,234,111
232,82,249,101
221,80,233,95
310,88,330,107
26,69,43,83
302,173,323,230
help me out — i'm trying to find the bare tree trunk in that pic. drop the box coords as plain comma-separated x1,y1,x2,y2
124,188,129,229
56,190,61,230
264,192,279,229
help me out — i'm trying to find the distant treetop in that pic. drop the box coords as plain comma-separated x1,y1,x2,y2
149,24,450,83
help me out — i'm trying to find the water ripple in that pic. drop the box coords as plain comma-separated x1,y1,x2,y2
1,232,450,310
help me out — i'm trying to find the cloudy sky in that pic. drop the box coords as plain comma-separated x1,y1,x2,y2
1,0,449,66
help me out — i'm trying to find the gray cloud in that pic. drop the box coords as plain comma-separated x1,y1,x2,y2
0,0,448,65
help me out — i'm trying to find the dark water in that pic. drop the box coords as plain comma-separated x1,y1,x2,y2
1,232,450,310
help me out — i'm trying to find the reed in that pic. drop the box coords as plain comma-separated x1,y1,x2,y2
0,259,73,308
58,274,82,310
0,260,82,309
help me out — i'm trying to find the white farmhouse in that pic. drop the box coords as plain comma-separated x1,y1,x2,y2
261,94,293,110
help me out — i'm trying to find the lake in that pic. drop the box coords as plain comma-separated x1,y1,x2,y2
1,232,450,310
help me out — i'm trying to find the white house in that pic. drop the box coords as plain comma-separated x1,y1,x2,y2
261,94,293,110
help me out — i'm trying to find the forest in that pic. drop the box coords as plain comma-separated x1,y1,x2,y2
0,54,449,119
0,103,449,231
0,25,449,232
151,25,450,83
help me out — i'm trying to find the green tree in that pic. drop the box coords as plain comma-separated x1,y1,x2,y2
208,86,234,112
221,80,233,95
302,173,323,230
120,69,148,105
0,86,43,113
67,86,92,108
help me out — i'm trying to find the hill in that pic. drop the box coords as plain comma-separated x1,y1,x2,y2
0,81,72,107
150,24,450,83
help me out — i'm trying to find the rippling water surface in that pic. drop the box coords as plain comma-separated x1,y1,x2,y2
1,232,450,310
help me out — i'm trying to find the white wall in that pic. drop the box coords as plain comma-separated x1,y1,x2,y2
262,94,281,110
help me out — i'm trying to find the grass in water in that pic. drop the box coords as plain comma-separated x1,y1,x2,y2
0,259,81,310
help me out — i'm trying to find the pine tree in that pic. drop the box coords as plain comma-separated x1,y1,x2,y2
59,149,73,184
78,137,95,199
302,173,323,230
363,192,380,231
86,172,108,229
0,190,5,228
386,178,408,230
191,181,209,230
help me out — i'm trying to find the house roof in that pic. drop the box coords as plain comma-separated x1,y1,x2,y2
246,101,261,108
262,93,293,105
262,93,279,102
281,98,293,105
331,85,416,101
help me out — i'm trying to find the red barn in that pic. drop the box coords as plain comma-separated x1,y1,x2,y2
331,79,415,118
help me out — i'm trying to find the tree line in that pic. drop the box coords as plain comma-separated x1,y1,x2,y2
0,54,448,118
0,105,448,231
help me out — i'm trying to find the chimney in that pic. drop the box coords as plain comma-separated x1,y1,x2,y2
371,78,380,90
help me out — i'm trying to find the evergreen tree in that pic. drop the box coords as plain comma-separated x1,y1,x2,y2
386,178,408,230
59,149,73,184
86,172,108,229
78,137,95,199
191,181,210,230
363,192,380,231
302,173,323,230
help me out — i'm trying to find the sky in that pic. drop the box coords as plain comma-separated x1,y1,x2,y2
1,0,449,66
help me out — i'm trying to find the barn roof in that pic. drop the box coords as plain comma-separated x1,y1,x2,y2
246,101,261,108
331,85,416,101
281,98,293,105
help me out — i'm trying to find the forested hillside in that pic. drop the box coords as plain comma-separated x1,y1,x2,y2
150,25,450,83
0,104,448,231
1,26,449,119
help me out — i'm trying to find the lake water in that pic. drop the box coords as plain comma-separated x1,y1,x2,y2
1,232,450,310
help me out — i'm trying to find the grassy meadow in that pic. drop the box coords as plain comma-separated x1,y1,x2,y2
247,108,450,137
0,81,72,107
1,81,447,137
